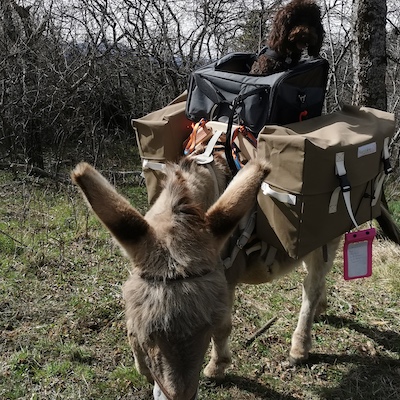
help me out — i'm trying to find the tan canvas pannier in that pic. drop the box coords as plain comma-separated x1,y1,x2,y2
133,100,394,259
256,105,394,258
132,92,192,204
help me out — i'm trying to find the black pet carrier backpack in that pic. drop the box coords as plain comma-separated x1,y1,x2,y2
185,51,330,172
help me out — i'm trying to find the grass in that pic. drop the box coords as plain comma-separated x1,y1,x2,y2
0,159,399,400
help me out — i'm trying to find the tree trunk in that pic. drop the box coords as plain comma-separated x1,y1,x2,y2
352,0,387,110
9,0,45,169
353,0,400,244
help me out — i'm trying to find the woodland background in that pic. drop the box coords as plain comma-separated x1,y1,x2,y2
0,0,399,177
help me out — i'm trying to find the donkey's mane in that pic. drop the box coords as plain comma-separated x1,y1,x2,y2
163,159,205,224
159,155,231,232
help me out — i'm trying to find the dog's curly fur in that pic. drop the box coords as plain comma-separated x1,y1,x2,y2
250,0,324,75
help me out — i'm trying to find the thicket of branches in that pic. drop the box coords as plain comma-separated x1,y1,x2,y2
0,0,399,175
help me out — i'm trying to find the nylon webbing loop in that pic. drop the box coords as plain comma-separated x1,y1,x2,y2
230,126,257,171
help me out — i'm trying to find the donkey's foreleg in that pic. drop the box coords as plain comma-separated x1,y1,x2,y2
203,285,235,379
289,239,340,365
126,321,154,383
203,317,232,380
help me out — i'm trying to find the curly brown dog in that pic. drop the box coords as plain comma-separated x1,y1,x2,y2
250,0,324,75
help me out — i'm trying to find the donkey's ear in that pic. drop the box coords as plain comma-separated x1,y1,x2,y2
205,159,270,250
71,163,155,257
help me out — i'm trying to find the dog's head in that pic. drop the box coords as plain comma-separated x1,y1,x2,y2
268,0,324,59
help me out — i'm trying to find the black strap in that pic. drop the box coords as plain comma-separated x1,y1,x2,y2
225,107,238,174
322,244,328,262
193,73,226,104
224,87,268,175
383,158,393,174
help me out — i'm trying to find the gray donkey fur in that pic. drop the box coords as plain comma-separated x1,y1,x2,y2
72,155,340,400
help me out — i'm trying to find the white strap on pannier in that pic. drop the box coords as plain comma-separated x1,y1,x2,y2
328,186,342,214
335,152,359,228
261,182,297,205
193,121,231,164
142,159,166,172
371,171,386,207
261,242,278,266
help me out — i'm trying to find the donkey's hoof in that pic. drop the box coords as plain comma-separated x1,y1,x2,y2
289,353,309,366
289,345,310,366
203,361,229,380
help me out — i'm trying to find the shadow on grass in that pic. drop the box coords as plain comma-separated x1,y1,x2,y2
202,374,297,399
308,315,400,399
314,358,400,400
198,315,399,399
324,315,400,353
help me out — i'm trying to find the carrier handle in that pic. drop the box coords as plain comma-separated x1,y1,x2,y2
257,46,295,69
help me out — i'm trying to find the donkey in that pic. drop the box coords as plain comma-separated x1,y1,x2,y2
71,154,340,400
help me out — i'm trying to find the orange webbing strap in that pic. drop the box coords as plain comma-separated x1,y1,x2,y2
184,118,212,155
231,126,257,170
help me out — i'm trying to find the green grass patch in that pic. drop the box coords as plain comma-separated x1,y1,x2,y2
389,199,400,224
1,165,399,400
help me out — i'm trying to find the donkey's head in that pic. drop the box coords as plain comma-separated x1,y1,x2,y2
71,157,270,400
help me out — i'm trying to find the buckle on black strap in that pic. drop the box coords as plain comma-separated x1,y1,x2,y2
337,174,351,192
383,158,393,175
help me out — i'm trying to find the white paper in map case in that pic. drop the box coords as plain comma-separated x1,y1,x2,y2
343,228,375,280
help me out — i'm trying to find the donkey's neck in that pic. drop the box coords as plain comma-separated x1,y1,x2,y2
187,155,230,209
145,156,230,222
